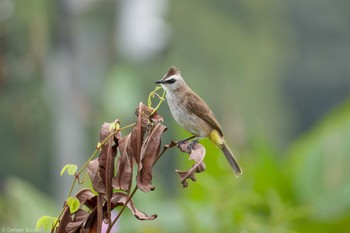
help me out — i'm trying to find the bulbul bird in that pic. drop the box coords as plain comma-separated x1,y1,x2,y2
155,66,243,176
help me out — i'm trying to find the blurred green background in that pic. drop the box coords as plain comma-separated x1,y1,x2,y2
1,0,350,232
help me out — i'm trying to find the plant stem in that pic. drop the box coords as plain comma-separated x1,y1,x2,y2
76,122,136,178
151,90,166,115
53,122,137,232
106,186,138,233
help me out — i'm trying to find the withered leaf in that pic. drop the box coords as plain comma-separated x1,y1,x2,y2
83,208,97,233
66,209,90,233
74,188,96,210
96,123,110,191
96,195,104,233
150,110,164,124
104,134,117,224
128,103,151,164
98,123,118,187
87,158,106,194
135,102,153,129
113,133,133,191
137,123,167,192
56,189,96,233
88,121,119,195
55,206,72,233
176,141,206,188
111,192,157,220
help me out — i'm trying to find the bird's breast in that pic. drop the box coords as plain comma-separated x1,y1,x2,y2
166,92,210,137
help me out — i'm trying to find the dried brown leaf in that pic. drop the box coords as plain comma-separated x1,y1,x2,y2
96,121,120,225
66,209,90,233
96,195,104,233
55,189,96,233
176,141,206,188
97,121,120,170
98,123,118,185
74,188,97,210
111,192,157,220
105,136,117,224
87,158,106,194
55,207,72,233
137,123,167,192
128,103,149,164
113,133,133,191
136,102,153,129
83,209,97,233
150,110,164,124
88,121,119,195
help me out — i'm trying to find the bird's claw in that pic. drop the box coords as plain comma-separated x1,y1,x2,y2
177,136,196,146
187,140,199,151
177,139,187,145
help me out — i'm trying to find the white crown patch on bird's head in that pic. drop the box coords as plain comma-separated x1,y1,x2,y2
163,66,180,80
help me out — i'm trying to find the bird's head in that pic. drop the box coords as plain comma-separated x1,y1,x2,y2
155,66,186,92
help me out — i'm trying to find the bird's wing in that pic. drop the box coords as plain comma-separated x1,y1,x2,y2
185,92,224,136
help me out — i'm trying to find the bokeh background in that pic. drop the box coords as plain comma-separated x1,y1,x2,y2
1,0,350,232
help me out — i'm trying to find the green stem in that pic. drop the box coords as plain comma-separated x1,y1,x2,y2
76,122,136,177
53,122,137,231
148,86,166,115
151,89,166,115
54,87,167,232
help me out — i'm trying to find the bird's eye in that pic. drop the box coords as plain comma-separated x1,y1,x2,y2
166,78,176,84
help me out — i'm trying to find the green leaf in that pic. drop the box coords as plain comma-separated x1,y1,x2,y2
67,196,80,214
60,164,78,176
36,216,58,231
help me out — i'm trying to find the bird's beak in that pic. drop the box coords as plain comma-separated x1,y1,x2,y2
155,79,165,84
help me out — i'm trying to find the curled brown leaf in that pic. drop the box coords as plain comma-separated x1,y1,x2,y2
137,123,167,192
74,188,97,210
87,158,105,194
56,189,97,233
176,141,206,188
150,110,164,124
66,209,90,233
88,122,119,195
129,103,151,164
55,206,71,233
113,133,133,191
111,192,157,220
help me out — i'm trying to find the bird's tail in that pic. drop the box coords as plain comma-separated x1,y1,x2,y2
221,141,243,177
209,130,243,177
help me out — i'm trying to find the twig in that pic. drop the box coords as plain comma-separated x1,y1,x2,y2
106,186,138,233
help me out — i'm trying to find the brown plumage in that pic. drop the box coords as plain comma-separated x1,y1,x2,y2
155,67,242,176
185,92,224,136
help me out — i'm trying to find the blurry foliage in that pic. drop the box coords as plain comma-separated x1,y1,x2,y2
0,177,57,229
0,0,350,232
287,98,350,225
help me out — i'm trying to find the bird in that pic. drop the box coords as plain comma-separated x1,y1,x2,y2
155,66,242,176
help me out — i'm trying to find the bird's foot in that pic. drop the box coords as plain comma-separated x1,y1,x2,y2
187,138,200,151
177,135,196,146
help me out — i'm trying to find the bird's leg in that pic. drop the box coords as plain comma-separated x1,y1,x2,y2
188,137,202,151
177,135,196,145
